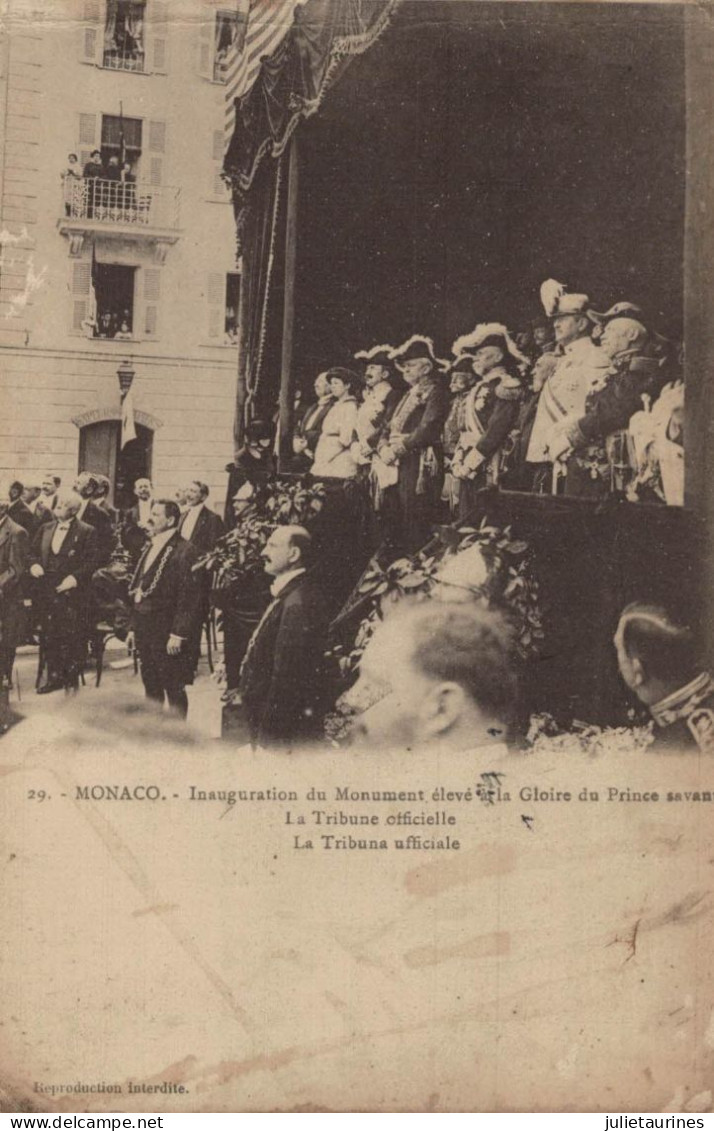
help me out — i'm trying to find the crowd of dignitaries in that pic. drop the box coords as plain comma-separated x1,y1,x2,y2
0,471,228,729
281,278,683,558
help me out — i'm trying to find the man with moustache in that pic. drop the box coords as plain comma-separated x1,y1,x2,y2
441,355,476,516
121,477,154,560
126,499,202,719
526,280,610,492
237,525,330,749
29,490,98,693
35,473,61,525
375,335,450,555
546,314,667,497
450,323,528,519
8,481,39,537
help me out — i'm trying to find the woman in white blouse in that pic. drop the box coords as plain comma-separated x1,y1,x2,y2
311,368,363,480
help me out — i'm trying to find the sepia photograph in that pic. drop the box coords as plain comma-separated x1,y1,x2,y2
0,0,712,1117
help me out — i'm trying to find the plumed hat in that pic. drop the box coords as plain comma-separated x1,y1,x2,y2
448,354,477,376
389,335,449,371
451,323,530,371
590,301,644,324
354,344,394,369
540,279,597,322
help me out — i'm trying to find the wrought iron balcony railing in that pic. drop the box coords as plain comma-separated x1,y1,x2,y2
62,177,180,231
102,48,146,72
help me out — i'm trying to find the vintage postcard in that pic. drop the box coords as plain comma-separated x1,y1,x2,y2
0,0,712,1115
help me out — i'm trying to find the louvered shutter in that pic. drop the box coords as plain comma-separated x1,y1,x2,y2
207,273,225,340
197,11,214,79
150,0,169,73
143,268,161,338
71,261,92,331
78,112,98,169
147,119,166,187
79,0,102,64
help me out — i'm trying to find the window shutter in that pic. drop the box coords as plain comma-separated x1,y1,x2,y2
79,0,102,64
148,119,166,186
71,261,92,332
210,130,228,198
150,0,169,73
78,112,97,168
207,272,225,340
197,13,214,79
143,268,161,338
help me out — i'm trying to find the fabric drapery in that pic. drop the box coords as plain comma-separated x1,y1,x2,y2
224,0,402,252
233,151,288,452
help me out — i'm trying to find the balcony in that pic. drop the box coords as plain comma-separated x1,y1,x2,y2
58,178,180,259
102,48,146,72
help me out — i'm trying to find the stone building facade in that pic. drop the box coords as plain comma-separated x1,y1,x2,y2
0,0,240,510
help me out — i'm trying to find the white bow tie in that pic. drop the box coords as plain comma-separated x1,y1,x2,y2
56,522,71,531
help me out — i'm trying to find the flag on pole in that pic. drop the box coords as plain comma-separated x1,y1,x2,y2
121,383,137,448
224,0,307,144
118,100,126,167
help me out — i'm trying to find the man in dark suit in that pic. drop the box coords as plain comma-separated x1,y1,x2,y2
375,336,451,555
29,491,98,693
238,525,331,749
73,472,114,566
178,481,224,555
93,474,119,526
178,481,224,669
0,483,30,730
35,473,61,526
8,481,39,538
126,499,202,719
121,477,154,560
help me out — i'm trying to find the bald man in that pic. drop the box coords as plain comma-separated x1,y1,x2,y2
237,525,331,749
546,315,667,497
30,490,98,693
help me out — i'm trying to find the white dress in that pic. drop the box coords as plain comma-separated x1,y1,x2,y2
311,396,360,479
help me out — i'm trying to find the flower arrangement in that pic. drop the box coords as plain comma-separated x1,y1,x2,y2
330,517,545,680
196,477,326,588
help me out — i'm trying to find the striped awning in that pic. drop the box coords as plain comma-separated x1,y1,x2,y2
224,0,308,142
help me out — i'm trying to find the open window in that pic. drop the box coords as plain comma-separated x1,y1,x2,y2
93,263,137,339
101,113,142,178
103,0,146,72
207,271,240,344
198,5,248,83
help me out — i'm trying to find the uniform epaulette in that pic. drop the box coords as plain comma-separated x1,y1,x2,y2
496,376,523,401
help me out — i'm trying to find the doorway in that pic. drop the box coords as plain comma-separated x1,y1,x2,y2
79,419,153,510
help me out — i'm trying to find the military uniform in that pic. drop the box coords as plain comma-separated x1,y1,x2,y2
649,672,714,754
560,350,666,497
452,367,525,521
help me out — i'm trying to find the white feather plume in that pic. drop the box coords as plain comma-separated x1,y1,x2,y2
451,322,530,371
540,278,566,318
354,345,393,361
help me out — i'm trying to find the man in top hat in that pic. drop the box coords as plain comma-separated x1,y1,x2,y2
441,355,476,516
614,603,714,754
546,314,667,498
374,335,450,555
526,280,610,491
126,499,202,719
0,481,29,730
351,345,402,468
450,324,528,519
29,490,98,693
